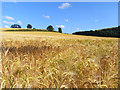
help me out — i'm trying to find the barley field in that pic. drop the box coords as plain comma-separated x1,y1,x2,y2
1,30,119,88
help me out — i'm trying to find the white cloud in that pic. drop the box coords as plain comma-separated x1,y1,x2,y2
3,20,14,24
43,15,50,19
58,3,71,9
65,19,69,22
17,21,22,25
94,19,98,22
76,28,84,32
76,28,80,31
5,26,9,28
61,25,65,28
3,16,14,20
56,25,65,28
56,25,59,27
13,0,17,3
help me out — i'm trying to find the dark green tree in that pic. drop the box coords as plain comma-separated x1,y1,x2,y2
11,25,14,28
58,27,62,33
18,25,21,28
10,24,21,28
47,25,54,31
27,24,32,29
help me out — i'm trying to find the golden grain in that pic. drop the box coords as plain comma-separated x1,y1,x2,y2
1,31,118,88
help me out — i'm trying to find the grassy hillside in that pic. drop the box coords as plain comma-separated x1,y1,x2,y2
73,27,119,38
1,30,119,88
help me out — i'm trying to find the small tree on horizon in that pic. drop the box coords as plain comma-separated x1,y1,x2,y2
27,24,32,29
47,25,54,31
10,24,21,28
58,27,62,33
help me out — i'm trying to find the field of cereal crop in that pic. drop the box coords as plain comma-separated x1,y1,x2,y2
1,29,119,88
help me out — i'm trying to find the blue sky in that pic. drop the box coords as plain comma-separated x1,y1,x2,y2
2,2,118,34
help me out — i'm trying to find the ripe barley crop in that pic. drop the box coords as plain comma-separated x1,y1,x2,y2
1,32,118,88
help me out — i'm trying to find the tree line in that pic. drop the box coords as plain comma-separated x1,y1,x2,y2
73,26,119,38
10,24,62,33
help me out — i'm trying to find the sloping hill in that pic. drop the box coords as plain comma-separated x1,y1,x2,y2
2,28,117,40
72,27,119,38
2,28,118,88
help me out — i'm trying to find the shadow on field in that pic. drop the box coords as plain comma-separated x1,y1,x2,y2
2,45,62,60
72,34,120,38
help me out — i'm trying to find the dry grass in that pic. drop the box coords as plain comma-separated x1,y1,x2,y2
1,31,119,88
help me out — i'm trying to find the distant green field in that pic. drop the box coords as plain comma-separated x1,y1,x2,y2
1,28,59,32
